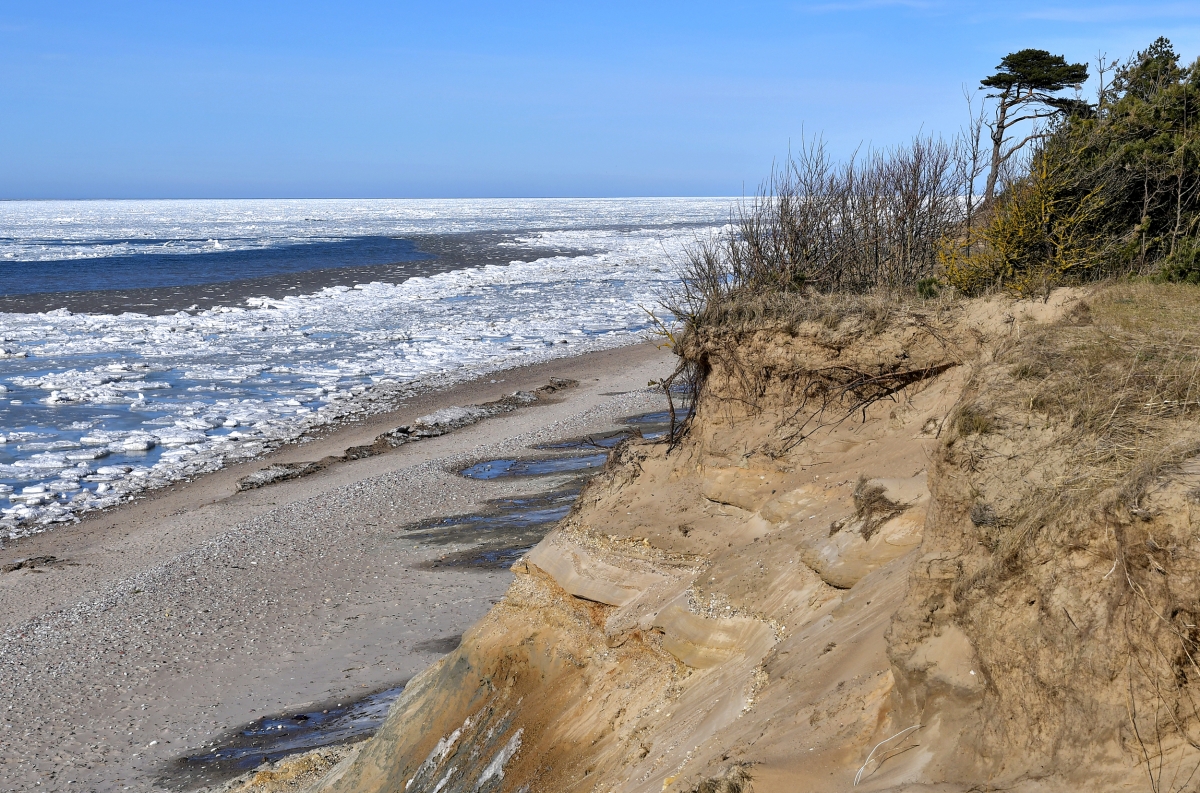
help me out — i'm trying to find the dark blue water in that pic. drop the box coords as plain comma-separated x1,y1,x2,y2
167,683,407,788
459,453,609,480
410,491,580,543
622,408,690,425
0,237,428,296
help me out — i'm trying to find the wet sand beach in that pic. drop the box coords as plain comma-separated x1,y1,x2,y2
0,341,677,792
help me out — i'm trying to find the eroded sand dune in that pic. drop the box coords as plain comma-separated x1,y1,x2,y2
244,286,1200,793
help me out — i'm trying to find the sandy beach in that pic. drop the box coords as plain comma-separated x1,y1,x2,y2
0,341,677,792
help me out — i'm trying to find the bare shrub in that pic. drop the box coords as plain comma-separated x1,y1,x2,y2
652,128,979,445
664,134,972,334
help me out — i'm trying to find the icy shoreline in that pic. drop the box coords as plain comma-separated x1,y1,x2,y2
0,200,732,542
0,326,644,542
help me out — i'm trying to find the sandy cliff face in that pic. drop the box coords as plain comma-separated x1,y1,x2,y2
301,287,1200,793
881,287,1200,792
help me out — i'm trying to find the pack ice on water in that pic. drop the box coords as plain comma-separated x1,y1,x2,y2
0,198,732,540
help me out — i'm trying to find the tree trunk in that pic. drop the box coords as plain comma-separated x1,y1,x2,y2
983,90,1012,207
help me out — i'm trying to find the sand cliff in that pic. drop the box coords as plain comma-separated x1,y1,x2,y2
248,285,1200,793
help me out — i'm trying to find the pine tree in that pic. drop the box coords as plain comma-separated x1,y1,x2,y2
980,49,1089,203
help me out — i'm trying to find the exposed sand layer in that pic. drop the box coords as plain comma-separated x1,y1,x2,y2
0,342,677,792
286,287,1200,793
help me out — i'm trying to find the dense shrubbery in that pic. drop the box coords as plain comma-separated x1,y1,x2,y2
946,38,1200,294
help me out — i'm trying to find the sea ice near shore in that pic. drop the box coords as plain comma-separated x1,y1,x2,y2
0,201,730,539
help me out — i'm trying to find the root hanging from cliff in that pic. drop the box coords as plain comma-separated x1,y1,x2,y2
672,292,965,459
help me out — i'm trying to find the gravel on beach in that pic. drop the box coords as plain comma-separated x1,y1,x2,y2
0,343,675,792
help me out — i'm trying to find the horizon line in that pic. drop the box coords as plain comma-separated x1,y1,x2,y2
0,195,743,203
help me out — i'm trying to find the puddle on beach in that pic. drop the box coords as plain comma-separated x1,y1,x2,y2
621,406,691,426
163,683,407,791
459,452,608,480
407,489,580,570
164,410,689,786
532,407,690,452
421,409,691,569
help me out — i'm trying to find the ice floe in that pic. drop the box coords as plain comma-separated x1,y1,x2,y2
0,199,732,541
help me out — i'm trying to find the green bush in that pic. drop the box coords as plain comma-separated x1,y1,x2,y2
916,277,942,298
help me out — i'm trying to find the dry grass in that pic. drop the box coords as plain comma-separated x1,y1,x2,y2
954,405,995,436
938,282,1200,790
852,475,908,541
677,286,962,345
968,502,997,527
1008,284,1200,502
685,290,900,340
692,764,754,793
952,283,1200,591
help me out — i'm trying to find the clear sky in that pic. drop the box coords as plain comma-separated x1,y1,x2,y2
2,1,1198,199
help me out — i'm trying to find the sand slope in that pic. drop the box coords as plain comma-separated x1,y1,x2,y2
294,287,1200,792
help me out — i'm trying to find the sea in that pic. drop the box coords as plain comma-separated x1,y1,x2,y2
0,198,733,541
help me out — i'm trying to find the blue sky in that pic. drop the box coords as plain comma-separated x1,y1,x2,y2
2,1,1199,198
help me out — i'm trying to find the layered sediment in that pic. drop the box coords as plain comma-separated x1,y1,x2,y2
256,286,1200,793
